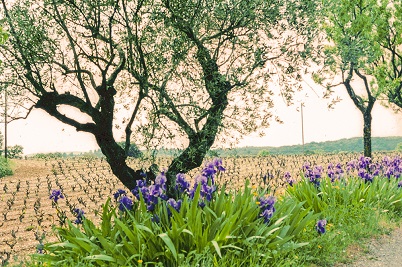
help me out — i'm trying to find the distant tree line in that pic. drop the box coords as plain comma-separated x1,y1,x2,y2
215,137,402,157
30,142,142,159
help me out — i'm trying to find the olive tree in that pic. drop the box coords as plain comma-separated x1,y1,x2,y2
0,0,319,196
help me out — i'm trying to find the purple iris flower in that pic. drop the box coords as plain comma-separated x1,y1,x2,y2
119,196,133,211
383,156,391,166
284,172,294,186
113,189,127,200
392,156,402,168
316,219,327,234
50,189,64,203
398,180,402,188
258,196,276,224
167,198,182,216
199,158,226,185
155,172,167,190
131,179,147,200
147,203,156,212
327,168,335,182
137,179,147,188
149,184,163,198
212,158,226,172
358,156,371,169
140,186,150,199
201,184,216,201
303,162,311,171
305,166,322,186
195,175,208,185
176,173,190,193
260,208,275,224
358,169,373,183
73,208,85,224
198,200,206,208
202,162,216,178
259,196,276,210
346,160,358,173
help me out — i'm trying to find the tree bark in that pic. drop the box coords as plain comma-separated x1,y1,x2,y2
164,91,228,196
94,128,139,191
344,66,376,159
363,110,372,158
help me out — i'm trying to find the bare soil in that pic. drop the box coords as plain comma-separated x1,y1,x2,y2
0,158,122,265
11,159,51,179
336,225,402,267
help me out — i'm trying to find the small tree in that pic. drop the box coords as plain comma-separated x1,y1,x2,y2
7,144,23,159
316,0,391,158
371,1,402,111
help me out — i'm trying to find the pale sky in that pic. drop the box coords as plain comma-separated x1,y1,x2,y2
5,83,402,155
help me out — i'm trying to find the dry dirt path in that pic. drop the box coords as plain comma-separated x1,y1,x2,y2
336,225,402,267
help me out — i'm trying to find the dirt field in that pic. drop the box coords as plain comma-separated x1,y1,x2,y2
0,158,124,264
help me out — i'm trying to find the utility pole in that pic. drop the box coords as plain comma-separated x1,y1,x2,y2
4,87,7,159
301,102,305,154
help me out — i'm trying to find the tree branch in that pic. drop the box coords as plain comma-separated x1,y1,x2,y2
343,63,366,113
35,92,97,133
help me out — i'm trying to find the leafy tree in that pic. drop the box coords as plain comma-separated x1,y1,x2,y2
316,0,402,158
315,0,391,158
0,0,319,196
372,2,402,111
7,144,23,159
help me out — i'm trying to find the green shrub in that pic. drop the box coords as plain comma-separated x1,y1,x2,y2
0,157,13,177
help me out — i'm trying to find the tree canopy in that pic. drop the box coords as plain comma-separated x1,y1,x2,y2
315,0,402,157
372,1,402,110
0,0,320,195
